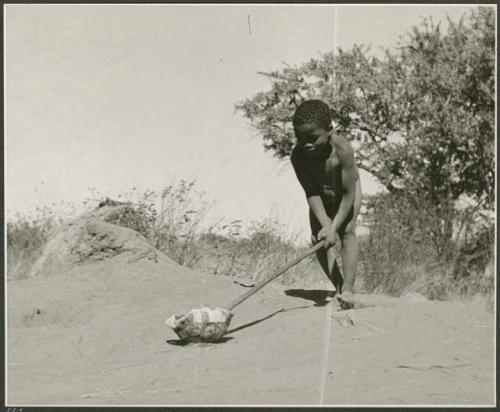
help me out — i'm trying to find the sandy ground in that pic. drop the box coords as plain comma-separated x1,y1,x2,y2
7,253,495,406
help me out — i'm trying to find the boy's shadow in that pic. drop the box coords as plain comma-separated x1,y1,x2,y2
284,289,337,307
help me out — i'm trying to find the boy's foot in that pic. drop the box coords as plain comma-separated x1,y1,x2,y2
337,291,355,310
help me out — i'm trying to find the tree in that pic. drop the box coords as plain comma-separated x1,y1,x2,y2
235,7,495,209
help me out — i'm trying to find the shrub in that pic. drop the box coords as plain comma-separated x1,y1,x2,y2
101,181,212,268
360,192,494,301
6,206,66,279
194,211,326,288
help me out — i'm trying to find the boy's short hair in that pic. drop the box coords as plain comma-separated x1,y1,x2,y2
292,100,332,130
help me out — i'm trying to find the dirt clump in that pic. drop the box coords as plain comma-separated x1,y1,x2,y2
28,205,164,277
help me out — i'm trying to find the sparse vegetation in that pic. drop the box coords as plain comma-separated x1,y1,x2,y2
7,206,67,279
195,212,325,287
6,183,323,285
360,192,494,304
7,181,494,310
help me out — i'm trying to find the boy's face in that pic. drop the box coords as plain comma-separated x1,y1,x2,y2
294,122,331,158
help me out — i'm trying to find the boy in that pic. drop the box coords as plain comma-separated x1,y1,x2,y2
291,100,362,309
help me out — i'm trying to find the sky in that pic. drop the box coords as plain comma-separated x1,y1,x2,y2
5,4,480,240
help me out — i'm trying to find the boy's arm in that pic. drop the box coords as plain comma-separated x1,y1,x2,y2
308,196,331,228
331,141,358,233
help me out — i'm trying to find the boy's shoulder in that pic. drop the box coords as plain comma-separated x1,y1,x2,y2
331,132,354,156
331,133,356,168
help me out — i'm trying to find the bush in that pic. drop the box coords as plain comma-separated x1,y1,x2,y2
103,181,212,268
360,192,494,302
7,206,66,279
194,211,326,288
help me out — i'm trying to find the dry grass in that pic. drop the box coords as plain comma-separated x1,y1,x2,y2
6,206,71,279
7,183,494,307
360,193,494,306
193,211,326,288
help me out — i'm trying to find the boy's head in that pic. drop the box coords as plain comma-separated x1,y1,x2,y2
292,100,333,157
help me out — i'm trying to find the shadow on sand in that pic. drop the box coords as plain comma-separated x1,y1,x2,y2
284,289,337,306
166,337,234,347
226,304,310,336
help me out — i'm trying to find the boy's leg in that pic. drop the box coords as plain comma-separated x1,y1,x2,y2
339,229,358,295
337,180,362,306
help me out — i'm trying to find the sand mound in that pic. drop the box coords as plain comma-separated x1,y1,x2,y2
28,205,167,277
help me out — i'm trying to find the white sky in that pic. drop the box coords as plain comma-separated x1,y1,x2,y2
5,4,480,240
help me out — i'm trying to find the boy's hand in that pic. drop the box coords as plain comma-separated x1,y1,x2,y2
317,226,338,248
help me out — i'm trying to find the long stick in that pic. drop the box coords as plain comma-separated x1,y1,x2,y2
226,240,325,311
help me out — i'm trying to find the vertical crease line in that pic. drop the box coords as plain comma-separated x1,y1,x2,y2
317,5,339,405
319,300,334,404
333,5,338,93
192,261,209,403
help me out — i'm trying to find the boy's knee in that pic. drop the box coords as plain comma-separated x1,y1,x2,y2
340,227,357,244
342,220,357,236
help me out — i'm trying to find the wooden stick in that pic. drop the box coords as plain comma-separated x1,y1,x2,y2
226,241,325,311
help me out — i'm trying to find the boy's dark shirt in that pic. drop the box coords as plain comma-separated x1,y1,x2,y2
291,143,343,209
